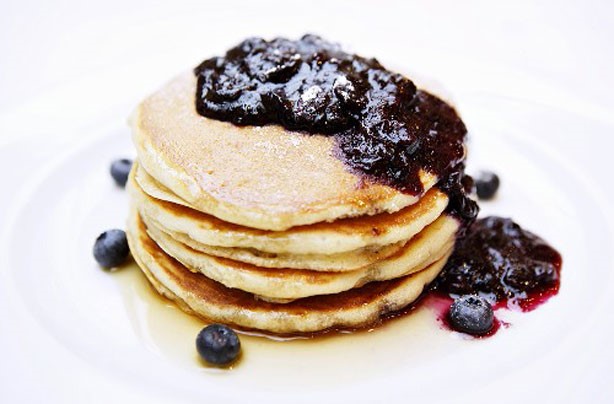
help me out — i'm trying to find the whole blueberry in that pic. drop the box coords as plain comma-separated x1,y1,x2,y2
474,170,500,200
110,158,133,187
448,295,494,335
196,324,241,366
93,229,130,269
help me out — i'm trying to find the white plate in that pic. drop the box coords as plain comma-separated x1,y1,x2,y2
1,92,613,403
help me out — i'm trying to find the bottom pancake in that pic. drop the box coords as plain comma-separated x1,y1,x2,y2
127,210,452,334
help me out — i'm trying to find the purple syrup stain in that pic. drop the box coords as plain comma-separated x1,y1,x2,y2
422,216,562,337
421,292,501,338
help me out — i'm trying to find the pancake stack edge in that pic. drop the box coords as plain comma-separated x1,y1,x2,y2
126,161,461,334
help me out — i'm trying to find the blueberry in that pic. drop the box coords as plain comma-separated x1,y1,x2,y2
110,158,133,187
93,229,130,268
448,295,494,335
474,170,500,200
196,324,241,366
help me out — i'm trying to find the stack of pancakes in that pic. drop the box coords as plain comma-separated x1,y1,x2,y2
126,73,462,334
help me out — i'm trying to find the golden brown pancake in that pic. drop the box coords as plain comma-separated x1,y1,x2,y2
126,59,469,334
144,215,407,272
143,212,458,300
129,163,449,257
130,72,440,231
127,210,451,334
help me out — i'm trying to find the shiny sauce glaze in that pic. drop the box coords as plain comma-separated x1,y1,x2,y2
192,35,562,337
434,216,562,311
193,34,475,221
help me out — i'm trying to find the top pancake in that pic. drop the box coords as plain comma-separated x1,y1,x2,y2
131,72,440,231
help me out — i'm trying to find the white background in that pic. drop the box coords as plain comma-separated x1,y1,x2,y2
2,0,613,115
1,1,613,403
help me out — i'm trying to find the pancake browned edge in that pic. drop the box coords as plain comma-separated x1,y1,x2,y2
143,212,458,301
127,209,453,334
131,162,450,257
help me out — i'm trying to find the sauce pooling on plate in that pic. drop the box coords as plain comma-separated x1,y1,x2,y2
193,35,470,207
434,216,562,311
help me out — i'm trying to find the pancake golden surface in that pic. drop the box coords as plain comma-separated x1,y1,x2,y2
127,210,451,334
125,35,477,335
143,215,407,272
131,72,440,231
143,212,458,300
130,163,449,257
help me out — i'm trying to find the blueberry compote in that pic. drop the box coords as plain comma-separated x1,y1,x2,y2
193,35,562,338
194,34,470,201
435,216,562,312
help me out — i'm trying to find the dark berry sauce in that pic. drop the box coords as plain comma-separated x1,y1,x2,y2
194,35,468,200
439,168,479,228
434,216,562,311
191,36,562,338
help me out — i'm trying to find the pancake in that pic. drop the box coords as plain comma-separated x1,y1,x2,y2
143,212,458,300
127,210,451,334
144,216,406,272
130,72,441,231
133,161,193,208
130,163,449,256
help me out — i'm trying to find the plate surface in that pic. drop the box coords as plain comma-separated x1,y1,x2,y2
1,92,613,403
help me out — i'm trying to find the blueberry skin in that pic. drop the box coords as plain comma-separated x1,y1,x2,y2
110,159,133,187
93,229,130,268
474,170,500,200
196,324,241,366
448,295,494,335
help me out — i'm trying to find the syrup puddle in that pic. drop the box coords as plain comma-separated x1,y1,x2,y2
111,262,459,387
